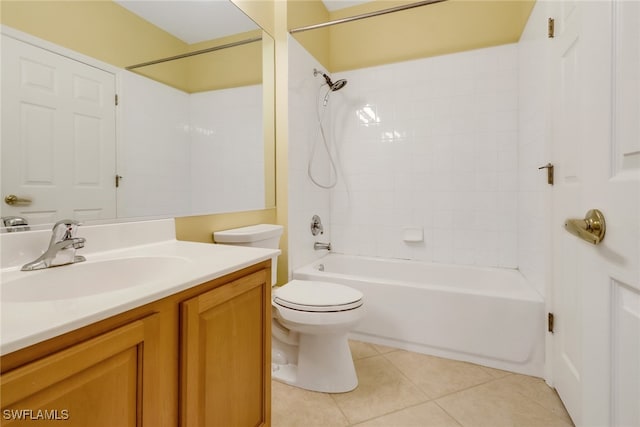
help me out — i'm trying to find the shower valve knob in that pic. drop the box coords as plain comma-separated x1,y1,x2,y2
310,215,324,236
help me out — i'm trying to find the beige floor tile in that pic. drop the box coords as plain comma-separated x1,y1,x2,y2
349,340,380,359
271,380,349,427
490,375,574,424
436,376,574,427
331,355,429,425
384,350,497,398
353,402,463,427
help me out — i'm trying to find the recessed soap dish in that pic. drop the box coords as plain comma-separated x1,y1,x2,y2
402,227,423,242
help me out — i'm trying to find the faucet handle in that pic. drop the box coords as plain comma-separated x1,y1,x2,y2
52,219,82,240
2,216,30,232
52,219,81,228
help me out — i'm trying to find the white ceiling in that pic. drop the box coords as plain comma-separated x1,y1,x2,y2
114,0,371,44
114,0,259,44
322,0,370,12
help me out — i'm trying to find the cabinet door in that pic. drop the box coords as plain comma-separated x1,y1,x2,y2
181,270,270,427
1,314,159,427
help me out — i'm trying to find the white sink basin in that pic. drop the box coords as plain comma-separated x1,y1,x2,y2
1,256,192,302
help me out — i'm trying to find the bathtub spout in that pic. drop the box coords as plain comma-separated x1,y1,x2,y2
314,242,331,251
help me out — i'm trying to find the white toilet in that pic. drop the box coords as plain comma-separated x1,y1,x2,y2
214,224,365,393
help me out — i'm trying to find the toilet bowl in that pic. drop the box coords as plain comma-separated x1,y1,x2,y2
213,224,365,393
271,279,364,393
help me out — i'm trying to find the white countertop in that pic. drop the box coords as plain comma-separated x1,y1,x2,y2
0,220,279,356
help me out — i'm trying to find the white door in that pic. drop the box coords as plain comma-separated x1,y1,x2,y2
1,35,116,225
551,1,640,426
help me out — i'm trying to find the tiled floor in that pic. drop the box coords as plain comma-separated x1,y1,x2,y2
272,341,574,427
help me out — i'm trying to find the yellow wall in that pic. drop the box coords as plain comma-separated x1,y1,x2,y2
327,0,535,71
273,0,289,286
262,34,277,213
185,30,263,93
288,0,331,70
132,31,263,93
1,1,265,93
175,209,277,243
0,0,186,68
283,0,536,73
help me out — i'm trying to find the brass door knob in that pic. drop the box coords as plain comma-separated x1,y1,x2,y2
564,209,606,245
4,194,32,206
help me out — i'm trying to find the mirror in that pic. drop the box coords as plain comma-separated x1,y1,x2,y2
1,0,275,229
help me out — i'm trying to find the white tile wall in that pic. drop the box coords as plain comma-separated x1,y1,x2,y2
119,71,263,218
189,85,264,215
329,45,519,268
518,0,552,296
287,36,333,273
118,71,191,219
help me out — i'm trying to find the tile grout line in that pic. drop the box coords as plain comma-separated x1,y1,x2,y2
431,373,511,401
336,346,435,426
432,400,466,427
327,391,355,427
428,376,517,427
380,349,516,400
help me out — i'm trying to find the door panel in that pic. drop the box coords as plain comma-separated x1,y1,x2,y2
1,35,116,225
551,2,584,421
551,1,640,426
613,1,640,174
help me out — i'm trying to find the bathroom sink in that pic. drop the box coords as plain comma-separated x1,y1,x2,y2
1,256,192,302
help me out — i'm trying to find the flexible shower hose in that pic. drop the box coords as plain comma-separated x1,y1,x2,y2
307,85,339,189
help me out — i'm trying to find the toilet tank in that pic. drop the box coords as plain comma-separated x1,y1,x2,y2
213,224,284,284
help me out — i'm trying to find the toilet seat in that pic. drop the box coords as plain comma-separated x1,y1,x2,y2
274,280,363,312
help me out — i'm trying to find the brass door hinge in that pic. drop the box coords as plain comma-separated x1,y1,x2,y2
115,175,123,188
115,94,119,106
538,163,554,185
548,18,555,38
548,312,555,333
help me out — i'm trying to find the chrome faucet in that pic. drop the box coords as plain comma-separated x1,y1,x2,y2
313,242,331,251
2,216,30,232
21,219,86,271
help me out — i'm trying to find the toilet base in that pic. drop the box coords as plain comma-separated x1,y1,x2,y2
272,332,358,393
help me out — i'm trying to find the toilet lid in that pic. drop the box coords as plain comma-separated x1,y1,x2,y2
273,280,363,312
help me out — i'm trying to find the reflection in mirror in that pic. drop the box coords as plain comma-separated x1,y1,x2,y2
120,34,266,218
0,0,275,229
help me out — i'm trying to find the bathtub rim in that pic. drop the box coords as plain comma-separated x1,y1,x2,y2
292,253,544,303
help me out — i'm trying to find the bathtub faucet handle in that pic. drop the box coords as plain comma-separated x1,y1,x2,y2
310,215,324,236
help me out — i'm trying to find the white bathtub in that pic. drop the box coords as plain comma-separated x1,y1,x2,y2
293,254,545,377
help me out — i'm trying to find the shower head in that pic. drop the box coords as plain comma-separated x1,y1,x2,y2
330,79,347,91
314,68,348,91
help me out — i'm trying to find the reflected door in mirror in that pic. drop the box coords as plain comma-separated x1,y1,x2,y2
1,35,116,225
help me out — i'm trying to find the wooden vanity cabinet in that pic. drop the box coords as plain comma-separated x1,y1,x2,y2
181,269,271,427
0,314,161,427
0,261,272,427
